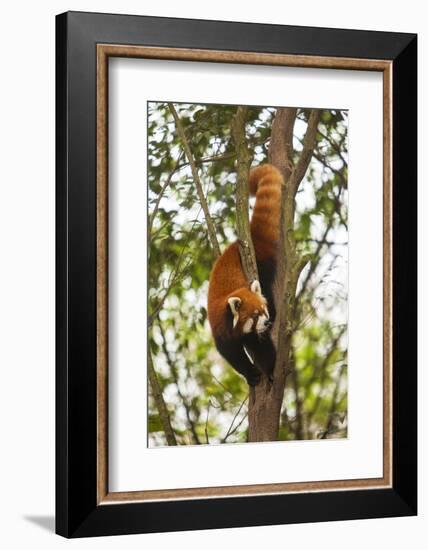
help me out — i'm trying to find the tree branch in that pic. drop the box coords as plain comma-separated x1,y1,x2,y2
169,103,221,259
289,109,321,196
296,152,346,301
148,351,177,446
268,107,297,183
158,322,201,445
290,353,304,439
306,325,347,431
148,200,206,327
294,253,312,282
222,395,249,443
193,152,236,166
319,363,347,439
148,152,184,241
148,256,192,327
317,127,348,168
205,401,211,444
310,147,348,188
231,106,258,283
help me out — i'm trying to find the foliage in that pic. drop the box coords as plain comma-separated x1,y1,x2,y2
148,102,348,446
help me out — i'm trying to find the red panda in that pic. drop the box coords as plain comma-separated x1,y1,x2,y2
207,164,283,385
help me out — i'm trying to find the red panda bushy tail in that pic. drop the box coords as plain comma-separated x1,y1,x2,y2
248,164,283,261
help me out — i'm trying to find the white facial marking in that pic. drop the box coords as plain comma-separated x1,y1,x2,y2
243,318,254,334
228,297,241,328
256,313,269,333
228,297,241,314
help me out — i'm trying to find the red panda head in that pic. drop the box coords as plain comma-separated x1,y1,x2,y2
227,280,271,335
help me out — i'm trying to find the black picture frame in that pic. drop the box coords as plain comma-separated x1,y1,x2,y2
56,10,417,538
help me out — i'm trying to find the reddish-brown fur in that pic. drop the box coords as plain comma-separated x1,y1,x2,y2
208,164,282,340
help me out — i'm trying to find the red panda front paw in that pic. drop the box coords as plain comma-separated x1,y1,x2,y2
246,369,262,386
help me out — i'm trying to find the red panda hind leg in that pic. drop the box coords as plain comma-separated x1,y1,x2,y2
256,258,277,324
242,332,276,381
215,338,262,387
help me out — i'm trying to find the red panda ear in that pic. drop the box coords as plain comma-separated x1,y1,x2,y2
250,280,262,296
227,297,241,314
227,297,241,328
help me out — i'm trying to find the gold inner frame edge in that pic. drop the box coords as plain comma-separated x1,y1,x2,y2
96,44,393,505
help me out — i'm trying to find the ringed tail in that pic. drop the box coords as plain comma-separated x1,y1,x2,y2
248,164,283,260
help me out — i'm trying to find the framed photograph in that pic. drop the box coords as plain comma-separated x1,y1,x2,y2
56,11,417,538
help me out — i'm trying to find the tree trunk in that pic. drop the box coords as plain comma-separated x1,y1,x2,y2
234,107,321,442
231,107,258,282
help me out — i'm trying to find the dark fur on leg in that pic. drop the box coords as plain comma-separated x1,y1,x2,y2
215,337,262,386
243,333,276,379
257,257,277,323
